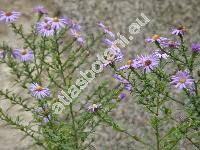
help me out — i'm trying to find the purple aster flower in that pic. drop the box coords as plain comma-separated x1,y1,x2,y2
35,106,42,113
113,74,132,91
0,10,20,23
30,83,51,99
43,115,51,123
34,5,48,15
124,84,132,91
102,56,119,67
113,74,129,84
131,58,142,69
70,19,81,31
103,39,124,63
104,39,122,54
191,43,200,52
161,40,180,49
35,104,51,123
171,70,194,90
0,49,6,59
62,16,72,25
35,104,49,113
146,34,168,44
45,17,67,30
101,54,124,68
118,59,141,71
102,39,124,67
139,55,159,73
69,28,85,46
118,65,130,71
118,93,126,100
113,51,124,63
171,25,186,36
87,104,102,113
153,50,169,60
98,21,115,38
36,21,54,37
76,36,85,46
12,48,34,62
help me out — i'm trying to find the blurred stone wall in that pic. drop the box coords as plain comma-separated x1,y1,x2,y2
0,0,199,149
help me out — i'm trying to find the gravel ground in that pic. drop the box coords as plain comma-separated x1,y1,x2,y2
0,0,199,149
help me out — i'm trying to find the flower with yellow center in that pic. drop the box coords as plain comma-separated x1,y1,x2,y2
178,25,186,32
53,17,59,22
152,34,160,41
93,104,97,108
36,85,43,91
21,49,27,55
127,59,132,65
5,11,11,16
72,19,77,24
74,32,80,37
179,78,186,83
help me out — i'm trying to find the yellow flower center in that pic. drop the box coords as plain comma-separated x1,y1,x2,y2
74,32,80,37
144,60,152,66
53,17,59,22
72,19,77,24
178,25,186,31
21,49,27,55
36,85,43,91
93,104,97,108
127,59,132,65
179,78,186,83
152,34,160,40
5,11,11,16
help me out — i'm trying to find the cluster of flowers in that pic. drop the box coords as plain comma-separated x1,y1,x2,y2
97,22,128,99
0,6,85,62
0,6,89,123
95,22,200,103
0,6,115,117
1,6,199,119
34,6,84,46
112,26,199,93
35,103,51,123
98,21,124,66
36,15,84,45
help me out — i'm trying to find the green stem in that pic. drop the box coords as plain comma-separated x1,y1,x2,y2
53,34,79,149
155,99,160,150
69,104,79,149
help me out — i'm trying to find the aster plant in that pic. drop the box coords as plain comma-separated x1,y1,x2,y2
0,6,199,150
108,27,200,149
